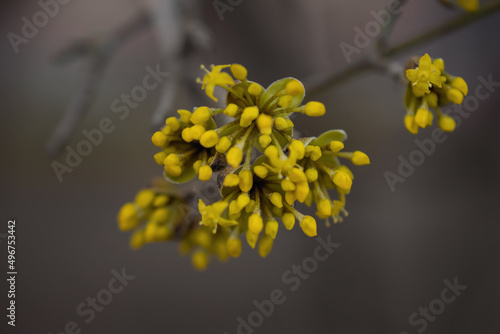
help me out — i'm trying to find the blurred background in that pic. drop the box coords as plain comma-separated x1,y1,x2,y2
1,0,499,333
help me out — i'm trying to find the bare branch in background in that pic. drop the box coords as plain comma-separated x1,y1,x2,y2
46,12,150,157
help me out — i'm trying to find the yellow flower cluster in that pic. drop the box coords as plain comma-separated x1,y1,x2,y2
117,178,232,271
404,54,469,134
120,64,370,270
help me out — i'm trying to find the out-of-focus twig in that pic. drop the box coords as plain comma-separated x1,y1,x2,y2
308,0,500,96
46,13,150,157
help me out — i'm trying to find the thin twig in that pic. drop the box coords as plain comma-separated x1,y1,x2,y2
308,0,500,96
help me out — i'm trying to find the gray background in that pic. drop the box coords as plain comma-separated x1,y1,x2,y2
1,0,499,333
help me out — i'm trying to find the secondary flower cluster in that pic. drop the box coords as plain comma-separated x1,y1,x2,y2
120,64,370,270
403,54,469,134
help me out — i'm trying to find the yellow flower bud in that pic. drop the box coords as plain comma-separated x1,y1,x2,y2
192,250,209,271
164,153,180,166
200,130,219,148
318,198,332,216
256,113,274,135
438,114,456,132
404,115,419,134
224,103,239,117
118,203,139,231
198,165,213,181
258,135,272,148
190,125,206,140
216,136,232,153
431,58,444,72
165,165,182,177
135,190,155,208
258,236,274,258
246,231,258,249
300,216,317,237
231,64,247,80
330,140,344,153
181,127,194,142
165,117,180,131
333,171,352,191
446,88,464,105
290,140,305,159
278,95,293,108
227,237,242,258
227,146,243,167
265,220,279,239
285,191,297,205
193,160,202,173
240,106,259,127
239,170,253,193
305,101,326,117
144,222,159,243
190,106,211,125
415,108,431,128
274,117,289,131
129,230,145,250
282,213,295,230
223,174,240,187
151,131,167,147
452,77,468,95
285,79,304,96
352,151,370,166
281,179,296,192
426,92,439,108
248,83,263,96
237,193,251,209
177,109,192,123
305,168,318,182
270,192,283,208
253,165,268,179
295,182,310,203
153,152,167,165
306,145,322,161
249,213,264,234
151,208,170,223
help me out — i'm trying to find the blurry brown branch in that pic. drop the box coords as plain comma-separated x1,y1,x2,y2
46,12,150,157
308,0,500,96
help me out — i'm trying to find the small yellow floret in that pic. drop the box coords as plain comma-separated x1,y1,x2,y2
227,237,242,258
285,80,305,96
249,213,264,234
227,146,243,167
256,114,274,135
404,115,419,134
282,213,296,230
318,198,332,216
118,203,139,231
200,130,219,148
246,231,258,249
415,108,431,128
239,170,253,193
223,174,240,187
192,250,209,271
152,131,167,147
330,141,344,153
190,125,206,140
165,117,180,131
198,165,213,181
258,135,272,148
300,216,317,237
216,136,232,153
352,151,370,166
177,109,192,123
240,106,259,127
333,171,352,191
230,64,248,80
224,103,239,117
278,95,293,108
265,220,279,239
305,168,318,182
135,190,155,208
438,114,457,132
191,106,211,125
253,165,268,179
305,101,326,117
270,192,283,208
248,83,263,96
258,236,274,258
181,127,193,142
